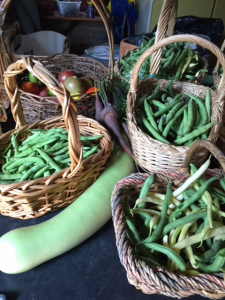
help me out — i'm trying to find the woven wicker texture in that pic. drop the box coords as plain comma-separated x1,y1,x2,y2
126,34,225,173
213,39,225,90
149,0,178,75
111,140,225,299
13,54,108,123
0,56,113,220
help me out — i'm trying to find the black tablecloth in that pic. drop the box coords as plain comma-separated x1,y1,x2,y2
0,209,205,300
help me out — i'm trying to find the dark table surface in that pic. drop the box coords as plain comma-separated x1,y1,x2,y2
0,210,205,300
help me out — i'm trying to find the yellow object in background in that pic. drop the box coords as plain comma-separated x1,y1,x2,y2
107,0,135,12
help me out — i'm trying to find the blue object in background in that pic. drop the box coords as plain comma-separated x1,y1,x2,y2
110,0,138,44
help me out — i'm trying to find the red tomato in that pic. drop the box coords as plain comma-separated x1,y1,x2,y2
20,82,39,95
58,71,78,83
85,87,99,95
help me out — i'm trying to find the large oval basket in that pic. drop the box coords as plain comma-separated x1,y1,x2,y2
111,140,225,299
0,57,113,220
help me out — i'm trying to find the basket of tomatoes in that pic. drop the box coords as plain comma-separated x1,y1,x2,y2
9,55,108,124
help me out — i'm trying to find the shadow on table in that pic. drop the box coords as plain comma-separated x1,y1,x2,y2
1,291,20,300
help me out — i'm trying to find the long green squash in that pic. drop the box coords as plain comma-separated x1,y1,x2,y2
0,146,135,274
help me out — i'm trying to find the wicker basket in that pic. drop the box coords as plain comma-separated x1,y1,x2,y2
0,56,113,220
10,54,109,123
114,0,208,85
111,140,225,299
212,39,225,90
127,34,225,173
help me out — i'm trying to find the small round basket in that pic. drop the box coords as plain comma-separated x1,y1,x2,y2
111,140,225,299
0,56,113,220
8,54,109,124
127,34,225,172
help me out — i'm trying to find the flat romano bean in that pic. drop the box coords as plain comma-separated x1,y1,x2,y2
183,99,194,135
188,94,208,127
162,106,186,138
143,243,186,272
151,100,167,110
165,101,185,125
173,122,215,145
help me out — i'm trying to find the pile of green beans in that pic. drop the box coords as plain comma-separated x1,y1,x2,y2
119,36,207,81
0,128,103,184
124,166,225,276
136,81,214,146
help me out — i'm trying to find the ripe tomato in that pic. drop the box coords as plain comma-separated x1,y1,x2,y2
58,71,78,83
85,87,99,95
20,82,39,95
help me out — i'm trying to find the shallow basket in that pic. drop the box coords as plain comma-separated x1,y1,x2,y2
127,34,225,172
5,54,108,124
114,0,208,85
0,56,113,220
111,140,225,299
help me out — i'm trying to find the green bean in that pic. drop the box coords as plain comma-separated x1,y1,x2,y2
151,100,167,110
11,134,19,156
6,149,12,159
134,255,160,267
60,158,71,164
80,134,103,141
165,46,176,58
165,101,185,124
175,60,186,81
195,240,222,263
141,115,170,145
137,174,154,209
46,142,68,153
126,219,141,245
136,94,149,108
53,153,69,162
158,116,163,133
188,94,208,127
144,100,158,132
154,99,181,118
37,149,61,172
142,243,186,272
136,243,156,261
16,137,60,158
44,170,51,177
170,48,182,68
161,93,167,102
219,175,225,192
19,164,46,182
6,157,45,170
162,52,175,70
0,180,15,185
83,146,99,159
175,47,189,67
181,47,193,77
173,122,215,145
197,248,225,273
52,146,68,156
162,106,186,138
0,173,22,180
144,183,171,243
183,99,195,135
18,162,34,173
20,134,59,149
162,210,207,236
33,165,50,180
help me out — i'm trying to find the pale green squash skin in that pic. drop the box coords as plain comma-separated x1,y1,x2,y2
0,147,135,274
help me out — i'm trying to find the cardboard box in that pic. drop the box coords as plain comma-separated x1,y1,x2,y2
119,38,140,58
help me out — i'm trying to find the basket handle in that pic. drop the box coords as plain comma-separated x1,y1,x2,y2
130,34,225,93
150,0,178,75
212,39,225,89
0,0,12,27
3,57,83,178
180,140,225,173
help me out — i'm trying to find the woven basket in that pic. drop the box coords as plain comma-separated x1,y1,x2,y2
212,39,225,90
114,0,208,85
111,140,225,299
0,56,113,220
11,54,109,123
127,34,225,173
